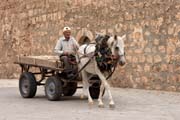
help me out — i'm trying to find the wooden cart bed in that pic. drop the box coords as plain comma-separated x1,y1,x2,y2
14,55,63,71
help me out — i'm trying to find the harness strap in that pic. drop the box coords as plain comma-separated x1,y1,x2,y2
69,53,95,80
78,54,94,73
79,52,94,59
106,61,118,80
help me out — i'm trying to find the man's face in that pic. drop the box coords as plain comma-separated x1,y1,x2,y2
63,31,71,39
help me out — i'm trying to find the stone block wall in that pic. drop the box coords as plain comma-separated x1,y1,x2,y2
0,0,180,91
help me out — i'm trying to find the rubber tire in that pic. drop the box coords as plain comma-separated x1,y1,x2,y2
19,72,37,98
89,82,105,99
63,82,77,96
45,76,62,101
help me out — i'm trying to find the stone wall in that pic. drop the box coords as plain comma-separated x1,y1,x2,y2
0,0,180,91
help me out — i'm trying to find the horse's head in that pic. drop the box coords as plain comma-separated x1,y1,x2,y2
107,35,126,66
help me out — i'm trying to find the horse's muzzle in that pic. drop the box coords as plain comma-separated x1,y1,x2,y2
119,60,126,66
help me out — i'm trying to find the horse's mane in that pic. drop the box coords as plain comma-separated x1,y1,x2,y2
78,34,110,45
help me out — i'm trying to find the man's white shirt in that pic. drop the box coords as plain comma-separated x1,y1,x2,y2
54,36,79,56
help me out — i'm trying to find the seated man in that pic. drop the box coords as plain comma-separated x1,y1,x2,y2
54,27,79,70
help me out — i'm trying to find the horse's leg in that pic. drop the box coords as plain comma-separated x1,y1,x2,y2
79,64,87,99
81,70,93,105
98,83,105,107
80,73,86,99
105,81,115,108
96,69,115,108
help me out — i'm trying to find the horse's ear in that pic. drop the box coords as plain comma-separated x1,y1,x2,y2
95,33,100,42
122,34,126,41
95,33,99,38
95,34,103,44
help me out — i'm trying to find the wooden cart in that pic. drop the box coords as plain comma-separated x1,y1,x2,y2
15,55,102,101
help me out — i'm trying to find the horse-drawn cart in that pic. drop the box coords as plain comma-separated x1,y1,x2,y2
14,55,102,101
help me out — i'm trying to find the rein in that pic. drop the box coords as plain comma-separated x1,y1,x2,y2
78,53,95,73
70,53,95,80
105,57,118,80
70,44,96,80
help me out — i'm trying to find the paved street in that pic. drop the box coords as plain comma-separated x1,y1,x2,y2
0,80,180,120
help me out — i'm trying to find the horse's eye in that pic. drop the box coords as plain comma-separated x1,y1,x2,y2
115,47,119,50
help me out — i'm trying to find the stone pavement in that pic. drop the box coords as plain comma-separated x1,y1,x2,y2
0,79,180,120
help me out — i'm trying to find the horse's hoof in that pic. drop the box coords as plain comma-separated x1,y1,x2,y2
98,104,104,108
109,104,115,108
80,95,84,99
88,101,94,106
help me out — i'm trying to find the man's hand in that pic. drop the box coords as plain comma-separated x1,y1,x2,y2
63,52,75,56
63,52,69,56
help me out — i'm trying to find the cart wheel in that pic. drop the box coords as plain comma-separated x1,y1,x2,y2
89,82,105,99
63,82,77,96
19,72,37,98
45,76,62,101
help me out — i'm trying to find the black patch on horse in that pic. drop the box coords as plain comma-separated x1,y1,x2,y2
95,35,114,72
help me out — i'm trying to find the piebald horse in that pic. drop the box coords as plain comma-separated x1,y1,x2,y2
78,34,126,108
